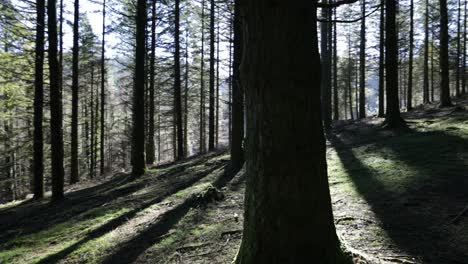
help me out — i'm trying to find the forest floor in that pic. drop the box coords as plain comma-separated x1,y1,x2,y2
1,97,468,264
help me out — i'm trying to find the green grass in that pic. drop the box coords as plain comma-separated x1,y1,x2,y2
0,207,130,264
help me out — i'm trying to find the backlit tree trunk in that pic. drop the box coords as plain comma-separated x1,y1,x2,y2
235,2,347,262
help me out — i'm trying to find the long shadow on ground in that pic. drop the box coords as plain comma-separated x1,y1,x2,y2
99,166,238,264
0,152,224,247
34,162,228,264
331,130,468,263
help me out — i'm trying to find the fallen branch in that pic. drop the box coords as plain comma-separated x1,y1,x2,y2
335,216,373,225
176,243,212,252
221,229,243,237
449,205,468,225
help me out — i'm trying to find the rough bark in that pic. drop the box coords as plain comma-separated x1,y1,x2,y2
359,0,366,118
208,0,215,151
439,0,452,107
146,0,156,165
385,0,406,128
48,0,65,201
321,0,332,128
100,0,106,174
407,0,414,110
199,0,206,153
70,0,80,184
131,0,147,176
33,0,45,199
333,7,339,121
423,0,430,104
235,2,347,263
378,1,385,117
174,0,184,160
230,0,244,173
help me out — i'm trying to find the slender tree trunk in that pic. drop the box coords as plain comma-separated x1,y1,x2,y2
208,0,215,151
146,0,156,165
431,31,435,102
321,0,332,128
333,7,339,121
230,0,244,173
48,0,65,201
174,0,184,160
131,0,147,176
463,0,467,95
184,17,189,157
235,2,347,262
439,0,452,107
33,0,45,199
456,0,461,97
348,36,354,120
407,0,414,110
70,0,80,184
228,11,233,145
385,0,406,128
359,0,366,118
378,1,385,117
200,0,206,153
215,4,220,147
423,0,430,104
100,0,106,174
59,0,63,95
90,62,95,178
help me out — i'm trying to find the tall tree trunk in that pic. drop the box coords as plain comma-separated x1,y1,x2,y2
385,0,406,128
321,0,332,128
184,17,189,157
70,0,80,184
174,0,184,160
199,0,206,153
439,0,452,107
230,0,244,173
215,5,220,147
463,0,467,95
228,11,233,145
456,0,461,97
48,0,65,201
235,3,347,262
348,36,354,120
208,0,215,151
431,31,435,102
359,0,366,118
100,0,106,174
423,0,430,104
131,0,147,176
407,0,414,110
333,7,339,121
33,0,45,199
90,62,95,178
146,0,156,165
378,1,385,117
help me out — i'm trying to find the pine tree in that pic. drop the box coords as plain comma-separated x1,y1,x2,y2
131,0,147,176
70,0,80,184
235,2,349,262
48,0,65,201
33,0,45,199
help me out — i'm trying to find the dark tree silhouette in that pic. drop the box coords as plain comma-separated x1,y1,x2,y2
235,2,348,262
48,0,65,201
439,0,452,107
70,0,80,184
384,0,406,129
230,0,244,173
33,0,45,199
131,0,147,176
174,0,184,159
